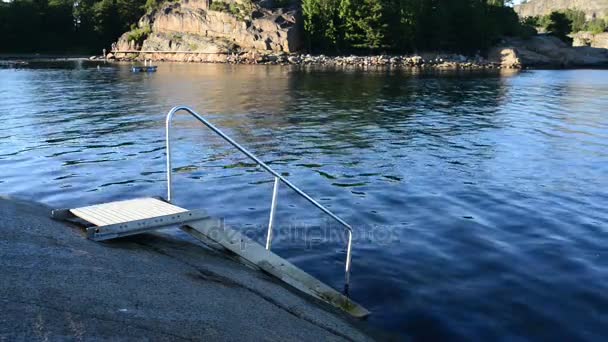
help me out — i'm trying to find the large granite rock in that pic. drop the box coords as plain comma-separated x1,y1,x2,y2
489,34,608,67
115,0,302,58
514,0,608,20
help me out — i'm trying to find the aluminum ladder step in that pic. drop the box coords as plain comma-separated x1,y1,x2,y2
183,219,370,318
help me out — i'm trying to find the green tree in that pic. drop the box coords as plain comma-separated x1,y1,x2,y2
0,0,46,52
546,11,572,42
0,0,548,56
74,0,146,51
339,0,386,51
563,9,586,32
44,0,76,50
0,0,147,53
302,0,342,52
585,18,607,34
93,0,122,43
117,0,146,25
381,0,418,52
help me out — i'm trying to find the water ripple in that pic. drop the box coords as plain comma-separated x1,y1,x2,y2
0,63,607,340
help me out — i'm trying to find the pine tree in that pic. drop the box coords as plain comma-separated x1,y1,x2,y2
339,0,386,51
302,0,341,52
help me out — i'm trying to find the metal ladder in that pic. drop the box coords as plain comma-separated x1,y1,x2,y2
166,106,355,290
52,106,369,317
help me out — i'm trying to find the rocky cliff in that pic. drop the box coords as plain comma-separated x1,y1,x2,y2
514,0,608,19
114,0,302,61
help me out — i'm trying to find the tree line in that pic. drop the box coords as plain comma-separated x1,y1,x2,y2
1,0,534,54
523,9,608,42
0,0,147,53
302,0,535,54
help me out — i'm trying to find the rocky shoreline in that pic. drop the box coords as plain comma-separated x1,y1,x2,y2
106,0,608,70
231,53,508,69
109,34,608,69
110,52,511,69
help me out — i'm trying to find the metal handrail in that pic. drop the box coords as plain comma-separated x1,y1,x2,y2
165,106,354,290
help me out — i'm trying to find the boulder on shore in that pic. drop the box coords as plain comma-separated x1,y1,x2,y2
571,31,608,49
489,34,608,68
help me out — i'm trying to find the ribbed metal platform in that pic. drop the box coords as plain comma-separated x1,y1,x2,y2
70,198,187,226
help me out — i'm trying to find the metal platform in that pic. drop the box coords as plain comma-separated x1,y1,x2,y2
57,198,208,241
71,198,186,226
52,106,371,318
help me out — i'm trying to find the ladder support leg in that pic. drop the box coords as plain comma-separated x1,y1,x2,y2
265,177,280,250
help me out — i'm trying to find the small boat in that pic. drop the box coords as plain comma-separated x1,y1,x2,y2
132,60,157,73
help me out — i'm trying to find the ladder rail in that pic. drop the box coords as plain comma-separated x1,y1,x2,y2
166,106,354,290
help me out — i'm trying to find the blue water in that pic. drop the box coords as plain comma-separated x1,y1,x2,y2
1,61,607,340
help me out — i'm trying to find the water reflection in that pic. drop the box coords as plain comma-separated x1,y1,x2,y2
0,62,607,340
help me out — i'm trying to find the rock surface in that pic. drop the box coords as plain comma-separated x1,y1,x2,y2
0,195,375,341
115,37,608,68
572,31,608,48
115,0,301,58
489,34,608,68
514,0,608,20
221,53,506,68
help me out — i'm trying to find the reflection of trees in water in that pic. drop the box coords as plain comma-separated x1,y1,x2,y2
144,64,299,151
132,64,518,156
147,63,295,117
280,68,516,154
48,63,519,172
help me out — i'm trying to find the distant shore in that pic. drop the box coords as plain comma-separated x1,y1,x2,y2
0,53,90,60
3,41,608,71
108,35,608,69
110,51,513,69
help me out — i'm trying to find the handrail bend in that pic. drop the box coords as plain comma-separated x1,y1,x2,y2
165,106,354,290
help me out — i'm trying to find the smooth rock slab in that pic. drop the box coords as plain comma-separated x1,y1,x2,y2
0,196,375,341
